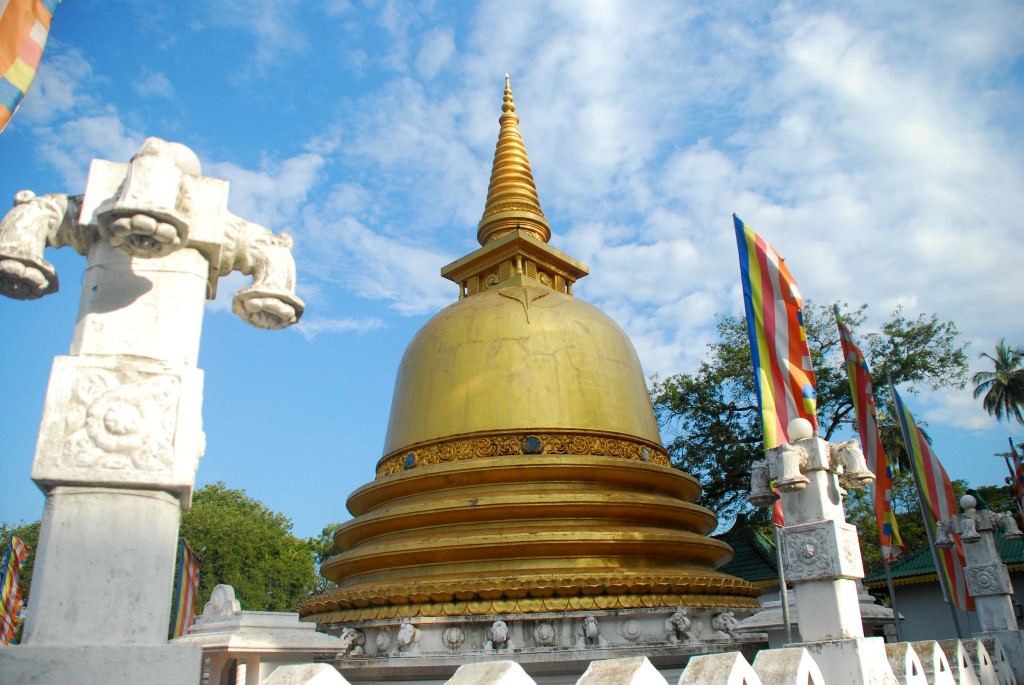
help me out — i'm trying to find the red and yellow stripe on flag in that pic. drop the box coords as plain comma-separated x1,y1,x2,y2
890,386,973,611
835,307,903,563
733,215,819,448
0,534,30,644
1010,438,1024,524
0,0,61,133
172,539,200,638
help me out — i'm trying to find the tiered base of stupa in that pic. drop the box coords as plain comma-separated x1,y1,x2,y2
299,454,764,681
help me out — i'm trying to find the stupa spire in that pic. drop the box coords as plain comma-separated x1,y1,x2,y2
476,74,552,245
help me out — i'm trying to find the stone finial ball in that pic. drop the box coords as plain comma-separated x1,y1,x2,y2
960,494,977,511
787,418,814,441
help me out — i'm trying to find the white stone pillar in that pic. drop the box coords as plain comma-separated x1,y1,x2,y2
937,496,1024,675
0,137,304,685
750,419,898,685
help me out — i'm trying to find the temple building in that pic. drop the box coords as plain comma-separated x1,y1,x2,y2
298,77,763,680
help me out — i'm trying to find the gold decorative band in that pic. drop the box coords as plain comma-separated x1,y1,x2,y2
298,572,759,618
303,592,760,623
377,429,671,478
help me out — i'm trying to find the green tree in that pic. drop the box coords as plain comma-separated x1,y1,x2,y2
307,522,343,595
651,303,968,521
972,340,1024,424
179,483,318,613
848,475,1018,576
844,471,930,575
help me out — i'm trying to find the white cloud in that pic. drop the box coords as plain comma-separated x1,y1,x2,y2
199,0,311,71
415,27,455,80
16,46,96,125
18,0,1024,443
300,208,455,316
206,152,326,228
409,0,1024,399
342,77,489,233
37,112,145,188
923,388,999,432
132,70,175,99
294,316,387,341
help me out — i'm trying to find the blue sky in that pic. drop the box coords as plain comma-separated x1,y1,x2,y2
2,0,1023,540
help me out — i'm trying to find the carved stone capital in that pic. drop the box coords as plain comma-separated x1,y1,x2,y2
972,509,996,532
32,356,205,508
780,519,864,583
3,137,305,329
81,154,230,283
966,563,1013,597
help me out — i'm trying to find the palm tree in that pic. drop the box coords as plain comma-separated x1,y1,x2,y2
972,340,1024,424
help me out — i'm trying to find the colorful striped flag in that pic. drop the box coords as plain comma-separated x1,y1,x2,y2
734,215,818,526
0,0,61,133
733,215,819,448
890,386,973,611
0,534,30,644
171,539,200,638
1010,438,1024,522
835,306,903,563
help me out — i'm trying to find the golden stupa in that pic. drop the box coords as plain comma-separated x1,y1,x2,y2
299,77,759,629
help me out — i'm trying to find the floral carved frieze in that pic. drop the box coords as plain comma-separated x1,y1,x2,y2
63,369,179,472
33,356,204,496
377,429,669,477
966,563,1013,597
781,520,864,583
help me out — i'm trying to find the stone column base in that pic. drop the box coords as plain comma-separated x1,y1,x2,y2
979,629,1024,681
0,644,202,685
792,636,898,685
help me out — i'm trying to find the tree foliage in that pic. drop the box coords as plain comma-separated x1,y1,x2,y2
651,303,968,522
846,474,1016,576
972,340,1024,425
307,522,343,595
844,470,932,576
179,482,318,612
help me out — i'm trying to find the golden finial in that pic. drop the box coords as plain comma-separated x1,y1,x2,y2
502,73,514,113
477,75,551,245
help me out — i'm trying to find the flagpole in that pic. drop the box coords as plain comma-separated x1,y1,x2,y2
883,561,902,642
774,525,794,644
888,379,965,639
1000,454,1016,483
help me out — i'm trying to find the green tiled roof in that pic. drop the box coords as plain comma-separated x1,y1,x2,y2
714,515,780,587
864,535,1024,588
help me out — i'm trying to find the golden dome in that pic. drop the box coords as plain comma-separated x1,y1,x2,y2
299,78,759,623
378,286,662,475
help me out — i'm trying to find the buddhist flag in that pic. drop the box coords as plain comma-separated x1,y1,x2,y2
734,215,818,527
0,534,30,644
171,539,200,638
890,386,973,611
835,307,903,563
733,215,819,447
0,0,61,133
1010,438,1024,522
